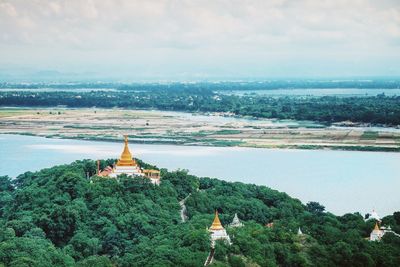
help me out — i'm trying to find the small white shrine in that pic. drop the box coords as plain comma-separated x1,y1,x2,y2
229,213,243,228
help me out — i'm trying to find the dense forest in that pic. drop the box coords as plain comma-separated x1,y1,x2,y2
1,88,400,125
1,160,399,266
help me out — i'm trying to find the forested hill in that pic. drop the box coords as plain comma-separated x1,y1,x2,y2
1,160,400,266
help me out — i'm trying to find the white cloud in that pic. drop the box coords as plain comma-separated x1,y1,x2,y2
0,0,399,79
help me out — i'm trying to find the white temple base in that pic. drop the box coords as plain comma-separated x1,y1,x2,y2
109,166,160,185
210,229,231,247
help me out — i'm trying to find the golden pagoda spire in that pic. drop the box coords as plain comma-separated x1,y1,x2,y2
116,135,136,166
374,221,380,231
210,210,224,230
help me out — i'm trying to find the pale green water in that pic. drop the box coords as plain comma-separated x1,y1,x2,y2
1,134,399,216
219,88,400,97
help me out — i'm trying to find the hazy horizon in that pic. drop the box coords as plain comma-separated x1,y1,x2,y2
1,0,400,81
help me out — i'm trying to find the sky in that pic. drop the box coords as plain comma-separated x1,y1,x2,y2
1,0,400,81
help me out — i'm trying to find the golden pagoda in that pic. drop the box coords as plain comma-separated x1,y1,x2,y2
97,135,161,185
207,210,231,248
210,210,224,230
116,136,136,166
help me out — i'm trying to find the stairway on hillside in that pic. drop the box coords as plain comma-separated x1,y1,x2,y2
179,193,191,223
204,248,215,266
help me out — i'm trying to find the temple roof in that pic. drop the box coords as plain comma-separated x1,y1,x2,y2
210,210,224,231
116,135,136,166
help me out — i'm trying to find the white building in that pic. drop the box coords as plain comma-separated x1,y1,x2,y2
208,211,231,247
369,222,400,241
370,222,385,241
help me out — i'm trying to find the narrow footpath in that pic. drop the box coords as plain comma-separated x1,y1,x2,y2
179,193,191,223
204,248,215,266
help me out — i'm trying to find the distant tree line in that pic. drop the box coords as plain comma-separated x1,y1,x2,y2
0,160,400,266
1,79,400,89
1,89,400,125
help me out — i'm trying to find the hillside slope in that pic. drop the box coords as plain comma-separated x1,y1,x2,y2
0,159,399,266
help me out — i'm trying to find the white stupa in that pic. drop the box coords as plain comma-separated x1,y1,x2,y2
229,213,243,228
297,227,303,235
370,210,381,222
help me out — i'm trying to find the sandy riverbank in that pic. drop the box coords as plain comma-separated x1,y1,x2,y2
0,108,399,152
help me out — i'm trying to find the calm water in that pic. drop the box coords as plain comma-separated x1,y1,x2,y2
219,88,400,97
1,134,399,216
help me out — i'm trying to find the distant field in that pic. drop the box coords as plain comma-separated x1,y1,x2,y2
0,107,399,152
0,108,41,118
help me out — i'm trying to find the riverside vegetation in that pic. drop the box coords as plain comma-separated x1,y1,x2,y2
1,85,400,125
1,159,400,266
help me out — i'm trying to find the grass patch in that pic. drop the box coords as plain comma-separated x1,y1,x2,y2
361,131,379,140
0,109,33,117
186,129,241,137
213,129,241,135
188,131,213,137
208,140,244,146
63,125,137,130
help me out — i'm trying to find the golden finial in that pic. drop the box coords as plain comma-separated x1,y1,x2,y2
116,135,136,166
210,210,224,230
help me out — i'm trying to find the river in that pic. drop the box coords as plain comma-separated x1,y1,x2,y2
1,134,399,217
218,88,400,97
